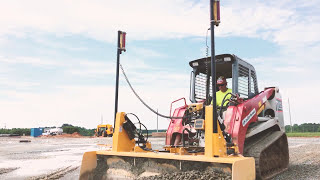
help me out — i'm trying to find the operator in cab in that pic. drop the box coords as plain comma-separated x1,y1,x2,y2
212,76,232,106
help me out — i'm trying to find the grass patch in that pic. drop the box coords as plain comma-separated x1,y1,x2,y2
287,132,320,137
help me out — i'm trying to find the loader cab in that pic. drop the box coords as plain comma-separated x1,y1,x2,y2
189,54,259,104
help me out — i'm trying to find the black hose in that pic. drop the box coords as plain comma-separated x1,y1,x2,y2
219,99,230,118
140,122,148,142
125,113,148,143
182,128,193,147
120,64,183,119
126,113,141,124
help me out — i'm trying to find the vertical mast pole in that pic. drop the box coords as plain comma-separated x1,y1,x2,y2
114,31,121,128
288,98,293,133
210,0,217,133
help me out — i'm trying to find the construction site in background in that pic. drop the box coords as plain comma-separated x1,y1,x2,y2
79,1,289,180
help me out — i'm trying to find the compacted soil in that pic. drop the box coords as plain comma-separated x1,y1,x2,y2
0,136,319,180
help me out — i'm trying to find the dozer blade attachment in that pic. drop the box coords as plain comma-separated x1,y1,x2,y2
79,151,97,180
79,151,255,180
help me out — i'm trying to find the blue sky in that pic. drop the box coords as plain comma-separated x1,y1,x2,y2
0,0,320,129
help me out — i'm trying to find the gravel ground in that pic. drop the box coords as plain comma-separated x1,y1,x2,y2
140,170,231,180
0,136,319,179
272,137,320,180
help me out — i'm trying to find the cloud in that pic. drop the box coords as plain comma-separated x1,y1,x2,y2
273,23,320,48
0,56,62,67
218,3,295,38
280,85,320,126
0,61,12,73
274,66,305,73
0,77,41,89
0,0,208,42
33,38,89,51
131,47,165,58
65,60,115,77
1,0,319,51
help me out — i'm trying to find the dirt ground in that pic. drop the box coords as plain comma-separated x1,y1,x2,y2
0,136,319,180
273,137,320,180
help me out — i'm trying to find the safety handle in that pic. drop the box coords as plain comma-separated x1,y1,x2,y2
170,97,187,118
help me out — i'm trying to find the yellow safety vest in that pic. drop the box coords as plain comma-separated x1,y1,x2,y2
211,88,232,106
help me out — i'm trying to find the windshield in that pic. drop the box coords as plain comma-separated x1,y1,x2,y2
191,62,233,103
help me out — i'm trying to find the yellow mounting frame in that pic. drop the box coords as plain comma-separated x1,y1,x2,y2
205,105,233,157
112,112,151,152
79,111,255,180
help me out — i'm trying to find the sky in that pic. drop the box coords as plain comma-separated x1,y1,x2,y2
0,0,320,129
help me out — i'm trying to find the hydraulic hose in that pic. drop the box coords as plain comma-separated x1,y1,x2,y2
125,113,149,143
182,128,193,147
120,64,183,119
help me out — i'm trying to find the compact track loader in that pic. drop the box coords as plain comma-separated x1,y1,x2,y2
95,124,114,137
79,54,289,180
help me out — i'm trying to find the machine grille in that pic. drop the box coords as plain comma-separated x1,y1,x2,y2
239,64,249,98
251,70,258,94
195,73,207,101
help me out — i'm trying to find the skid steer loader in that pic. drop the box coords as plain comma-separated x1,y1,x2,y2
95,124,114,137
79,54,289,180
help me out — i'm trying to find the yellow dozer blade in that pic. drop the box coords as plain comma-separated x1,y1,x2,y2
80,150,254,180
79,112,255,180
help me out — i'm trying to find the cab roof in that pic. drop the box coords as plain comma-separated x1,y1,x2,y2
189,54,255,78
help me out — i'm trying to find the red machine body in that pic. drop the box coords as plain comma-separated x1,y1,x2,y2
165,98,188,145
223,88,274,153
165,88,275,154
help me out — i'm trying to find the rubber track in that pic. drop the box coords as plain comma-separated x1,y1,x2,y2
244,130,289,180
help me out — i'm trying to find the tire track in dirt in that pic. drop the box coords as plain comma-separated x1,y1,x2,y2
0,167,19,175
27,166,79,180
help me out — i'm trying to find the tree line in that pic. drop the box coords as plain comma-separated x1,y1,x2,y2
2,123,319,136
61,124,95,136
0,124,95,136
285,123,320,133
0,128,31,136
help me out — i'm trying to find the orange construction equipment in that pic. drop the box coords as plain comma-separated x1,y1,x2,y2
95,124,113,137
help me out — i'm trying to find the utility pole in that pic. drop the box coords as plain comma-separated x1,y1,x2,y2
114,31,126,128
288,98,293,133
157,109,159,132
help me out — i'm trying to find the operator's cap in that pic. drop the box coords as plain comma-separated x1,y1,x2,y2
217,76,227,85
